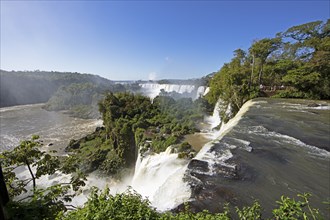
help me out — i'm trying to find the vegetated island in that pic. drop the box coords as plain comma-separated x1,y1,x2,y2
1,19,329,219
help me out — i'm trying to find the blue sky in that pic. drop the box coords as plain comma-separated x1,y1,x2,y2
1,1,329,80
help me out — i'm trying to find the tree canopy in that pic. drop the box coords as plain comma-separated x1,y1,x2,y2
207,19,330,120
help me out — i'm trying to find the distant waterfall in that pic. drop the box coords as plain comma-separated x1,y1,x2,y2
195,86,207,99
139,83,208,100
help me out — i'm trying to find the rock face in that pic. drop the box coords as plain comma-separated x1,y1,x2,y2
188,159,210,174
182,151,243,213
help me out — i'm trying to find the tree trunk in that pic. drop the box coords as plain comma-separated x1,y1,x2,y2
258,62,264,85
249,55,255,89
25,160,36,190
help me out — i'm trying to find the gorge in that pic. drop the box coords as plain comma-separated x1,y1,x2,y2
1,97,329,218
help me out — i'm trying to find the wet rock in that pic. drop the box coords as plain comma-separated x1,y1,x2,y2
188,159,210,174
213,164,237,178
95,126,105,132
307,103,320,107
173,185,240,214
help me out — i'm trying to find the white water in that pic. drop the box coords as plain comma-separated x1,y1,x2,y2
203,87,210,96
139,83,208,100
194,100,255,175
14,165,132,207
2,100,253,211
128,98,254,209
205,99,222,130
1,103,191,211
195,86,207,99
131,147,191,211
245,125,330,158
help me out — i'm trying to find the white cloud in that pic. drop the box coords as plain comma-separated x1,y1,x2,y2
148,72,157,81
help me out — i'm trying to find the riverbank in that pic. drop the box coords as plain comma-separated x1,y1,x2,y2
0,103,102,153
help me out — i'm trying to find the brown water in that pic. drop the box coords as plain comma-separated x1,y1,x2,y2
0,104,102,153
184,133,212,151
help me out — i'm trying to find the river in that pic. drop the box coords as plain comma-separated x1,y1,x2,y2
0,99,329,217
185,98,330,218
0,104,102,153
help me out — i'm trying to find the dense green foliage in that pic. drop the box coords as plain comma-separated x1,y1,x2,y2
43,83,105,119
66,92,204,175
207,20,329,119
0,136,86,220
0,70,114,107
59,187,161,220
44,82,143,119
59,187,325,220
2,139,326,219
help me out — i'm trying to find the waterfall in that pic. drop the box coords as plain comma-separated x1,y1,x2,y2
193,100,255,175
139,83,208,100
203,87,210,96
131,147,191,211
206,99,222,130
196,86,207,99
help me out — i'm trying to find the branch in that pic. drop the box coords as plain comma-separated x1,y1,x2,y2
22,178,33,184
16,195,34,202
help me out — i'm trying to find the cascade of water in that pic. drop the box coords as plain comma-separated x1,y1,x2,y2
130,101,254,207
131,147,191,211
195,86,206,99
205,99,222,130
139,83,205,100
193,100,255,175
203,87,210,96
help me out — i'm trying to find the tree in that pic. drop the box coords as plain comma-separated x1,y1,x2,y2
249,38,282,85
61,187,161,220
0,136,86,219
206,48,259,120
1,135,60,193
280,19,330,98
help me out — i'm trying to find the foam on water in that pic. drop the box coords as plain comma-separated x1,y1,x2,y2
205,99,222,130
152,164,191,211
203,87,210,96
193,100,255,175
278,102,330,111
0,103,45,113
14,164,133,207
196,86,207,99
139,83,208,100
131,147,191,211
246,125,330,158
